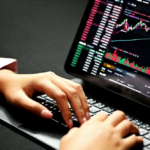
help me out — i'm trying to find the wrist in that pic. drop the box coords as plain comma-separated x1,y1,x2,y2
0,69,15,94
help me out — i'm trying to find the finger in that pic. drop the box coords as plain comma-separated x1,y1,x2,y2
105,110,126,127
44,72,87,125
59,77,90,120
116,120,139,137
33,76,73,128
123,135,143,149
90,112,108,122
12,90,53,119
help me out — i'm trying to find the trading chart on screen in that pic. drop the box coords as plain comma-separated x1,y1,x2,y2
69,0,150,98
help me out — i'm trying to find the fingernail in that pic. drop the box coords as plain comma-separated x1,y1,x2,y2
68,119,73,128
83,117,87,123
86,111,90,120
41,110,53,119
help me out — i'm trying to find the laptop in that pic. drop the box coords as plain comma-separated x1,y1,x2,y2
1,0,150,149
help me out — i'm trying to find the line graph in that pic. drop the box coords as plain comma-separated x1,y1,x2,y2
114,19,150,34
111,38,150,42
110,15,150,57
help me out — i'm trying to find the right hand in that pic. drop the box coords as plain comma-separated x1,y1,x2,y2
0,70,90,129
60,111,143,150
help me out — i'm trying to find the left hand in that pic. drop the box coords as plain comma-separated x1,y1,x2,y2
0,69,90,128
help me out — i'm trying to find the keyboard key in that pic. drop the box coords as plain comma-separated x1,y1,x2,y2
145,133,150,140
141,124,150,131
89,104,92,107
139,128,149,136
37,96,46,101
143,138,150,146
41,102,45,105
45,103,49,107
147,145,150,149
68,103,71,109
41,94,47,97
87,99,97,105
45,96,54,101
71,112,75,117
45,96,56,104
45,100,53,104
131,119,143,126
73,118,78,122
90,112,94,117
53,101,57,104
126,114,134,121
49,105,54,109
144,147,150,150
93,103,106,109
146,126,150,131
70,109,74,112
102,107,115,113
90,106,101,113
49,105,59,113
72,116,76,119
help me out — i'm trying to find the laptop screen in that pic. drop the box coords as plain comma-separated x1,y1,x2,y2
65,0,150,107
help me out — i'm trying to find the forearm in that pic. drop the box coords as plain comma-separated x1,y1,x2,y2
0,57,17,95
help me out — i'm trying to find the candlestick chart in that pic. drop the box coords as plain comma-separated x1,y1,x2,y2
111,18,150,43
105,48,150,75
110,15,150,57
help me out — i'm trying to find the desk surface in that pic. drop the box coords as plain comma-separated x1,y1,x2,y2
0,0,88,149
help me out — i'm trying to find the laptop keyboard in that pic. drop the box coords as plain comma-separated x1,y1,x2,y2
36,94,150,149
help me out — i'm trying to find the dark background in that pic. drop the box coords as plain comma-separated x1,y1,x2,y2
0,0,88,149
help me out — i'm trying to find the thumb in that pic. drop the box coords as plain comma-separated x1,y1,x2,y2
10,91,53,119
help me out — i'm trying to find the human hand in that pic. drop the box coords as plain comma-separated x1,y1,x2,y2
0,70,90,128
60,111,143,150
